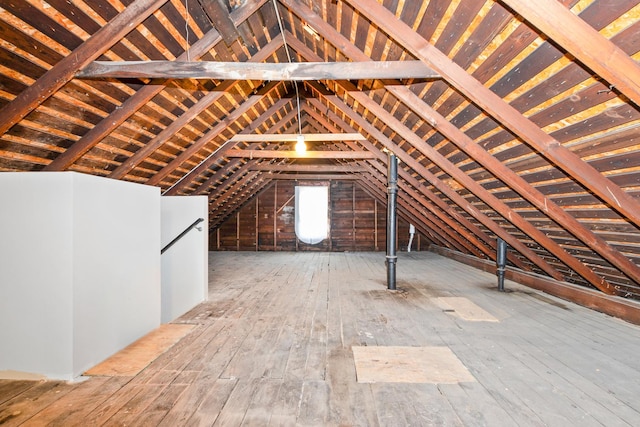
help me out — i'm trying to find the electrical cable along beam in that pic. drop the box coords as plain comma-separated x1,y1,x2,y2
76,60,441,81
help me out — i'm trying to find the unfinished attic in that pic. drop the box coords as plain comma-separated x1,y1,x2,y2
2,0,640,424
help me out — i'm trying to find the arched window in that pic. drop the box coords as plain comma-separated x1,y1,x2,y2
295,185,329,244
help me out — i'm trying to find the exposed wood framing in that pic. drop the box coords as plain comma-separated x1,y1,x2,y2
109,35,285,180
225,150,376,159
2,0,640,304
266,173,359,180
197,0,242,46
0,0,169,138
230,133,365,142
78,60,441,80
307,89,564,280
165,98,294,195
342,0,640,230
250,164,367,172
501,0,640,108
146,81,283,186
303,101,532,272
42,0,269,171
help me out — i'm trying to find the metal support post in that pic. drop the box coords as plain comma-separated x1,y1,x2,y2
496,237,508,291
386,153,398,290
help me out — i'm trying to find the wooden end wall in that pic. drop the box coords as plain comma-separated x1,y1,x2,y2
211,180,426,252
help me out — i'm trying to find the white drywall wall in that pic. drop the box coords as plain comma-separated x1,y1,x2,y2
0,172,161,380
0,173,75,379
72,173,161,374
161,196,208,323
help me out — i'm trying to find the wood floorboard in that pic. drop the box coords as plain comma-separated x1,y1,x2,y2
0,381,36,407
0,381,73,426
2,251,640,426
181,378,237,426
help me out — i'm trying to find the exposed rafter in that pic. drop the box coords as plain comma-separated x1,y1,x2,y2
341,0,640,231
501,0,640,108
42,0,270,172
0,0,169,138
2,0,640,300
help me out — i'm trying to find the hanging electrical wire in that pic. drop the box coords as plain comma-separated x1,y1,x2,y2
272,0,302,137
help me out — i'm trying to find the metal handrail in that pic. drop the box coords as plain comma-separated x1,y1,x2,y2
161,218,204,254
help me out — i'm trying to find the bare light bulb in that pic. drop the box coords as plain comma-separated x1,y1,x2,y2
295,134,306,153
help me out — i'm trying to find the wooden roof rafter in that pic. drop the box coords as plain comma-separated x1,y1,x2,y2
283,0,634,294
146,80,285,186
108,33,287,180
355,173,451,251
165,97,296,195
1,0,640,297
344,0,640,231
39,0,270,172
354,146,496,260
304,93,533,272
0,0,170,138
501,0,640,108
304,81,565,281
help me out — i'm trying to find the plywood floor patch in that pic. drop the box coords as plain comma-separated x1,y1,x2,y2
436,297,499,322
352,346,476,384
84,324,196,377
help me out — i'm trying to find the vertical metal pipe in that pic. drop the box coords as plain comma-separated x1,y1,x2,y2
496,237,508,291
386,153,398,290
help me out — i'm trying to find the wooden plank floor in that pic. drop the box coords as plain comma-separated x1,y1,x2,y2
2,251,640,426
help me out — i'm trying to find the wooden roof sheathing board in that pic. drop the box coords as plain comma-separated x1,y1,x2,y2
0,0,639,299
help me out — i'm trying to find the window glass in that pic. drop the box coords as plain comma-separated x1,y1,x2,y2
295,185,329,244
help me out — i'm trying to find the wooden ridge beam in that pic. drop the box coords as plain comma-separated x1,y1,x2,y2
77,60,441,80
0,0,169,139
500,0,640,108
229,133,365,142
225,150,376,159
341,0,640,230
43,0,269,171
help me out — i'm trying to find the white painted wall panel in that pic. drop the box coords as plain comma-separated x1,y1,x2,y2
0,172,161,380
161,196,208,323
0,173,74,379
72,173,161,374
